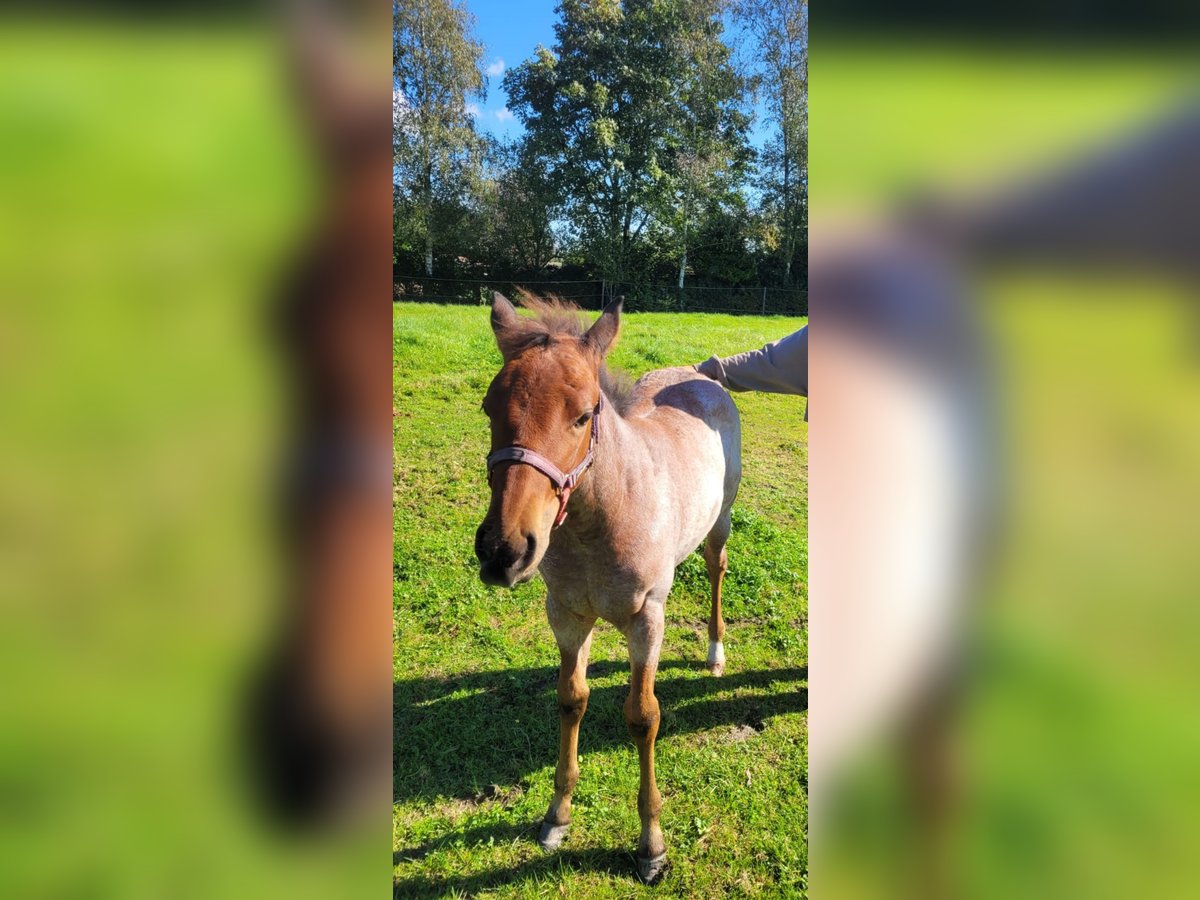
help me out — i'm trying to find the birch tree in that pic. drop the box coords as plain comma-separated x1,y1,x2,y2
737,0,807,283
394,0,486,276
663,0,752,289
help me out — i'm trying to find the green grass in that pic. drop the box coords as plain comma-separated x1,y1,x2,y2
0,21,388,900
394,303,808,897
812,44,1200,900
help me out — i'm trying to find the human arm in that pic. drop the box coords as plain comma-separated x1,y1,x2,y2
695,325,808,396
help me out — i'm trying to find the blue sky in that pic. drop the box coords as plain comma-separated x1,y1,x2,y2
466,0,560,141
465,0,772,148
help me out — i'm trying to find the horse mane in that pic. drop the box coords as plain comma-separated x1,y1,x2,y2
505,290,637,418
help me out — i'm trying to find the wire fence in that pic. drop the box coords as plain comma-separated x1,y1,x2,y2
393,275,807,316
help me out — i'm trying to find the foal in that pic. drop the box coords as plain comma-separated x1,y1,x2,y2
474,294,741,883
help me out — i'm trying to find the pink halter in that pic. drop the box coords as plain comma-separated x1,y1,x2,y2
486,395,603,527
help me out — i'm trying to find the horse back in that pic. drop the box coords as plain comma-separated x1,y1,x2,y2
626,367,742,504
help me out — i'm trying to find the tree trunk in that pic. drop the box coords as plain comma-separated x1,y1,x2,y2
620,201,635,282
781,118,793,284
423,157,434,276
678,180,691,290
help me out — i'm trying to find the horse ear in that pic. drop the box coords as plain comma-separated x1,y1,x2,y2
584,296,623,358
491,292,519,335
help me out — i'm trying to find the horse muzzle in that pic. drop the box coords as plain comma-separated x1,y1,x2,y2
474,523,539,588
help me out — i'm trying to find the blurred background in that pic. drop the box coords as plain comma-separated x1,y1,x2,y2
0,3,392,897
6,0,1200,896
810,4,1200,899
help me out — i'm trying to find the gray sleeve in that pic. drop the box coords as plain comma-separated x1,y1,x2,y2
699,326,808,396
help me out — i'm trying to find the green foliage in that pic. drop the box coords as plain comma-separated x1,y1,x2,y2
504,0,752,284
471,138,562,274
687,195,760,284
394,303,807,896
736,0,808,283
393,0,488,274
392,0,808,291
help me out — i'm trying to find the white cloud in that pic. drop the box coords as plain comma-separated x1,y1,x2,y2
494,108,514,122
485,58,506,77
465,102,482,118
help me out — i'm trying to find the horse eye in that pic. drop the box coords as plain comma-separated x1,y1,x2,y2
574,412,591,428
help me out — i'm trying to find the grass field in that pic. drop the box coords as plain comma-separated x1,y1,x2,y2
393,302,809,897
812,44,1200,900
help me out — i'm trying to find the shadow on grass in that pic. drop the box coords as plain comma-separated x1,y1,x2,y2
394,660,807,806
395,819,538,865
393,846,635,899
394,661,806,892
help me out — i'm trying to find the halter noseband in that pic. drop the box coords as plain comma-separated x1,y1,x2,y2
486,395,603,528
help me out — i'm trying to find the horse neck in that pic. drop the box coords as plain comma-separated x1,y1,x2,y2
561,395,633,530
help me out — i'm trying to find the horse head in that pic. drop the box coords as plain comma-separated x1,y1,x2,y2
474,292,621,587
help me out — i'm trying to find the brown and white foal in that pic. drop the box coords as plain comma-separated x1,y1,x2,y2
475,294,741,883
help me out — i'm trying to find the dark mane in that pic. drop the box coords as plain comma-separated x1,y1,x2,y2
504,290,637,417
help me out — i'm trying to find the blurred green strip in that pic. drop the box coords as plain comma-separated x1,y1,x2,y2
0,21,382,899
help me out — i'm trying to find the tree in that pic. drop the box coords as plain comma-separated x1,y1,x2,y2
688,195,758,285
504,0,750,283
393,0,486,275
737,0,807,284
660,0,752,289
474,139,562,275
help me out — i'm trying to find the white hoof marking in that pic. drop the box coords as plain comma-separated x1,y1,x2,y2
707,641,725,671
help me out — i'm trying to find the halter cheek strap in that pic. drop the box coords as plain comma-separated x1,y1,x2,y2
486,395,602,527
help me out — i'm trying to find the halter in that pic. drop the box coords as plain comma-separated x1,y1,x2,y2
486,395,603,528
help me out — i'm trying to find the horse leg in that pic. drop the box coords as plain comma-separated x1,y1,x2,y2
625,601,668,883
704,512,731,676
902,684,961,900
539,596,595,852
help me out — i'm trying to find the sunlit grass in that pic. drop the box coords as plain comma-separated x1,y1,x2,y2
394,303,808,897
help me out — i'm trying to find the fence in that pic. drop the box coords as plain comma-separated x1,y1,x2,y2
393,275,807,316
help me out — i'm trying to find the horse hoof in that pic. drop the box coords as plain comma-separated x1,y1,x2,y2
636,851,669,884
707,641,725,677
538,821,569,852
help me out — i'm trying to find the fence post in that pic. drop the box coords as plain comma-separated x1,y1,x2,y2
761,286,767,315
601,279,606,309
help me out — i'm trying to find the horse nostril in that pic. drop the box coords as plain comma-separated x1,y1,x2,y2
521,532,538,568
474,524,492,563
